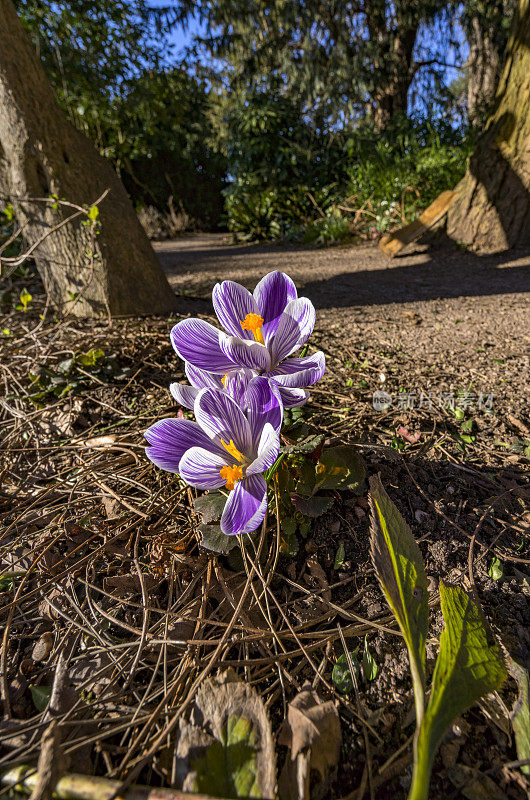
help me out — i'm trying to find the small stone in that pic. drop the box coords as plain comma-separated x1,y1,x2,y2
32,631,53,662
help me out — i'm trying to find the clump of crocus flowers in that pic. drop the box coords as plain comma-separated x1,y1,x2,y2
145,271,325,536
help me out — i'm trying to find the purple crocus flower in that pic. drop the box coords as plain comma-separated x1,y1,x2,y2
170,363,255,411
170,271,325,408
145,378,282,535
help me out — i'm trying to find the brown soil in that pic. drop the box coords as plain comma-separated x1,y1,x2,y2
1,236,529,800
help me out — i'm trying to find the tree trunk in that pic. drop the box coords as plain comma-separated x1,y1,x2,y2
0,0,176,316
447,0,530,252
371,19,418,130
466,17,501,123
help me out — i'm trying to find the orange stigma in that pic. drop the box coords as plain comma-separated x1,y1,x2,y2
221,374,228,387
241,313,265,344
220,464,244,491
221,439,245,463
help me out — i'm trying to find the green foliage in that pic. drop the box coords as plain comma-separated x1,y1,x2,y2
191,715,261,798
225,115,471,242
413,583,508,797
369,475,429,720
30,684,52,712
369,476,507,800
488,556,504,581
16,288,33,312
509,659,530,776
343,118,473,235
332,638,378,693
26,349,123,405
332,651,360,694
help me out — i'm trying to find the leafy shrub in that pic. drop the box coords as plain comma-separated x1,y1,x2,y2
225,111,472,243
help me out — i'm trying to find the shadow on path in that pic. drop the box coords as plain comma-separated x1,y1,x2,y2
157,234,530,312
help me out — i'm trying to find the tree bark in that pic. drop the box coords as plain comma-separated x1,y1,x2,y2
466,17,501,123
0,0,176,316
372,24,418,130
447,0,530,252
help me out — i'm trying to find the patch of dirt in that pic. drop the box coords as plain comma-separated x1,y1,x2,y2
1,237,529,799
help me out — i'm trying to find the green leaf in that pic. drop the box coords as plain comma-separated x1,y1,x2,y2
369,475,429,719
332,651,359,694
2,204,14,222
0,571,24,591
87,204,99,221
30,685,52,712
413,583,507,797
362,637,378,681
19,287,32,310
314,446,366,493
77,348,104,367
279,433,324,455
508,658,530,776
194,492,227,524
191,715,259,797
180,673,275,799
487,557,504,581
291,492,333,517
199,524,238,554
334,542,345,570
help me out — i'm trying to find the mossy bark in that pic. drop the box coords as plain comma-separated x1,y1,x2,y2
0,0,176,316
447,0,530,252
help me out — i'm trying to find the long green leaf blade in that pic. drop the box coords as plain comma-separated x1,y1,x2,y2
369,475,429,720
411,583,507,799
508,658,530,776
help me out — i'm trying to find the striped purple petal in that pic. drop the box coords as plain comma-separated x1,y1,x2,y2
276,386,310,408
246,423,280,476
171,319,236,373
224,368,256,406
269,351,326,389
186,364,224,390
145,419,226,473
169,382,198,410
179,447,227,490
245,376,283,440
219,334,271,372
270,298,315,365
194,388,252,455
254,271,297,344
213,281,259,339
220,474,268,535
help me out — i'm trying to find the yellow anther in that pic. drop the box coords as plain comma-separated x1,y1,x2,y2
221,374,228,387
221,439,245,463
241,313,265,345
220,464,244,491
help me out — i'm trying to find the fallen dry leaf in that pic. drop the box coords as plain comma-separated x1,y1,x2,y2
173,670,276,799
278,684,341,800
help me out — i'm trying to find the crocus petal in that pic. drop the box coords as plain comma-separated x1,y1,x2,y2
246,423,280,475
219,333,272,372
254,271,297,344
145,419,226,473
224,368,256,406
179,447,227,490
170,319,235,373
268,351,326,389
213,281,259,339
276,386,310,408
270,298,316,364
185,363,224,390
194,388,252,455
220,474,267,535
169,382,198,410
245,376,283,439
